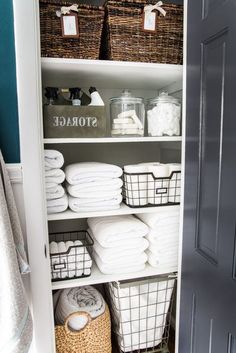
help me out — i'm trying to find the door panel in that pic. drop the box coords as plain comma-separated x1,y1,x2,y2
180,0,236,352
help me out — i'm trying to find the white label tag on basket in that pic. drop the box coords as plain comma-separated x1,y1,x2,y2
156,187,167,195
61,14,79,38
143,11,157,32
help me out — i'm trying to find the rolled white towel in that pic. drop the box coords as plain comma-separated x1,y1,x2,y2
68,194,122,213
45,168,65,185
44,149,64,169
136,208,180,229
87,215,149,248
65,162,123,185
47,194,68,214
93,251,147,275
49,241,58,254
46,185,65,200
67,178,123,197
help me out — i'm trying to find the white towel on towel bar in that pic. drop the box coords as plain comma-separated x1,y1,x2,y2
87,215,149,248
45,168,65,185
65,162,123,185
47,194,68,214
44,149,64,169
68,194,122,213
93,250,147,274
46,185,65,200
67,178,123,197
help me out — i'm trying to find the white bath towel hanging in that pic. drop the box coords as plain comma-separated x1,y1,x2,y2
0,151,33,353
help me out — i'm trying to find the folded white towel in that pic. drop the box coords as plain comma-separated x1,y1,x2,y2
147,223,180,238
146,249,178,267
47,194,68,214
67,188,122,199
44,149,64,169
93,250,147,274
94,247,147,266
90,233,149,263
87,215,149,248
146,234,179,248
46,185,65,200
136,209,180,229
67,178,123,197
65,162,123,185
55,286,105,331
45,168,65,185
69,194,122,213
148,243,178,256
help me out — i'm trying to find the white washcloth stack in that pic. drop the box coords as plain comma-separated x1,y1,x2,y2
50,241,92,280
137,208,180,269
44,150,68,214
65,162,123,213
87,215,149,274
124,162,181,206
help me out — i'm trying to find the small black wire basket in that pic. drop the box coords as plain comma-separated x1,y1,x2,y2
123,171,181,208
106,274,177,353
49,230,94,282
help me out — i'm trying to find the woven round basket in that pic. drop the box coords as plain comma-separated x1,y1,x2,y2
40,0,105,59
102,0,183,64
55,304,112,353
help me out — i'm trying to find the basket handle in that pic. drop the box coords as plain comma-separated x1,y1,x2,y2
65,311,92,334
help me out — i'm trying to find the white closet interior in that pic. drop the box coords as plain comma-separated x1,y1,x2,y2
12,0,186,352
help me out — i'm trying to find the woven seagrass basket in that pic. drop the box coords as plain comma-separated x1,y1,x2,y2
102,0,183,64
40,0,104,59
55,304,112,353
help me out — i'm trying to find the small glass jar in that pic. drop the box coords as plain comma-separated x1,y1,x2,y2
110,89,145,137
147,92,181,137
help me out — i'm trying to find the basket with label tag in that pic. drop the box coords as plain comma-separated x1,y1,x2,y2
102,0,183,64
40,0,104,59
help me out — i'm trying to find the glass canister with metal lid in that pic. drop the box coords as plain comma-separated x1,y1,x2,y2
110,89,145,137
147,92,181,136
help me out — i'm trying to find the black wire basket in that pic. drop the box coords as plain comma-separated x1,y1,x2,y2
106,274,177,353
49,230,93,282
123,171,181,208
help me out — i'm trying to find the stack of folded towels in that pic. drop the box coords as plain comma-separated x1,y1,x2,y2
87,215,149,274
65,162,123,213
44,150,68,214
137,208,180,269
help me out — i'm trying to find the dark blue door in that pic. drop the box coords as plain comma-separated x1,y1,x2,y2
179,0,236,352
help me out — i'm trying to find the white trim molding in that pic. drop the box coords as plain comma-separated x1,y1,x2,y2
6,163,23,184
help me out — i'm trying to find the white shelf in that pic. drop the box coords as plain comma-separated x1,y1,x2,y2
47,203,180,221
44,136,182,144
51,263,178,290
41,58,183,90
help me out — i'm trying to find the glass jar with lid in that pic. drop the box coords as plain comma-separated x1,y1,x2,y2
147,92,181,137
110,89,145,137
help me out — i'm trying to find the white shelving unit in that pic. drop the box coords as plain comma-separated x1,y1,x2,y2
48,203,180,221
51,263,178,290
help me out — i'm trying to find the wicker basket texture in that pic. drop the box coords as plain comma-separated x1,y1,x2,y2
102,0,183,64
40,0,104,59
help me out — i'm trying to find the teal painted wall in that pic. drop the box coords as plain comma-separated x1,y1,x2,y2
0,0,20,163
